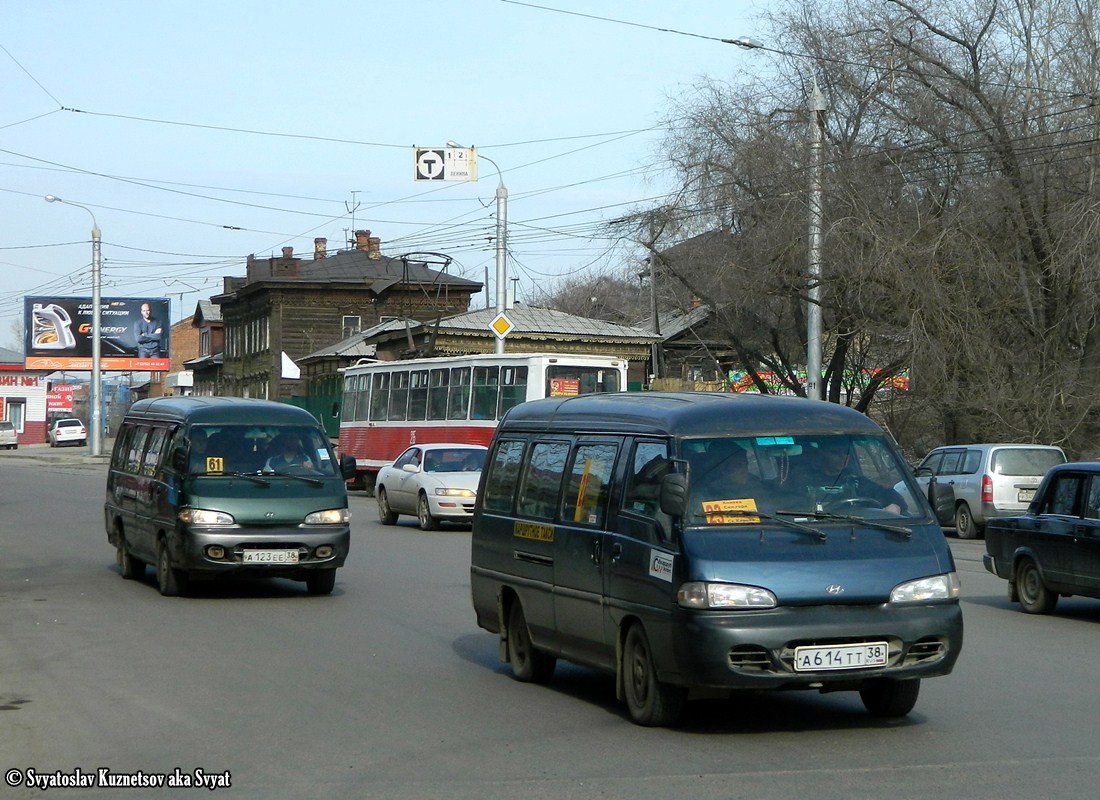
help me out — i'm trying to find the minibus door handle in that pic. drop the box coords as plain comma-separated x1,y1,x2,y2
610,542,623,562
592,539,601,565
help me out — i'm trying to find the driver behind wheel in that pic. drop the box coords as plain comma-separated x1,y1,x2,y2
812,439,904,514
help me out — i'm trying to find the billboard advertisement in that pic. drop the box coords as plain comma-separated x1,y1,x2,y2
47,383,75,413
23,297,171,372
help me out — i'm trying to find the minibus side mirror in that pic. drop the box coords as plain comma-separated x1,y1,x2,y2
659,473,689,518
340,454,357,480
172,447,188,472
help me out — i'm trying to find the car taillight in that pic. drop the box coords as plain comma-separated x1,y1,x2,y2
981,474,993,503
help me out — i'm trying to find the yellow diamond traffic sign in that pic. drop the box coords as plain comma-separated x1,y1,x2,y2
490,312,514,339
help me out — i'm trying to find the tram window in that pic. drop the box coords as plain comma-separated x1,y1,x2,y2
448,367,472,420
389,371,410,421
369,372,390,421
408,370,428,421
499,366,528,417
428,369,449,420
472,366,500,420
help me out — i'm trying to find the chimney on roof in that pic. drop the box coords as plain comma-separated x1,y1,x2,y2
269,246,301,278
691,296,702,308
354,229,383,260
314,238,327,260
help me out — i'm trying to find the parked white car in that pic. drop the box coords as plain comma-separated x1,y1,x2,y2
47,418,87,447
376,444,487,530
0,420,17,449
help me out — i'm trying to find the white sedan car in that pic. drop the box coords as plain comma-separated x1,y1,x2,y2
376,444,487,530
47,418,87,447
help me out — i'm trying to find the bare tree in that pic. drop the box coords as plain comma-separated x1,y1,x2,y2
643,0,1100,453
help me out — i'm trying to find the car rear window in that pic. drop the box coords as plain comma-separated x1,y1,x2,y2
58,420,82,428
0,422,13,431
991,448,1065,476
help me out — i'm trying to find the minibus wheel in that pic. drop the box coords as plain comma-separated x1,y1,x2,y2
622,622,685,727
306,569,337,596
156,540,189,597
506,600,555,684
115,529,145,581
859,678,920,717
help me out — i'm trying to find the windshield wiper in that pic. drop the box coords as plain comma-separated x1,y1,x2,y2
691,508,826,541
259,468,323,486
775,509,912,538
188,470,271,486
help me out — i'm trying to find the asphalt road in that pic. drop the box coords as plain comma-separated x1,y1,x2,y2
2,450,1099,799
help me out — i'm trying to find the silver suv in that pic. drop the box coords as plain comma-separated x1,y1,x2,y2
0,420,17,450
915,443,1066,538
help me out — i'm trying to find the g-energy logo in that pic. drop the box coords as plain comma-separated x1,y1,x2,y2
649,551,674,583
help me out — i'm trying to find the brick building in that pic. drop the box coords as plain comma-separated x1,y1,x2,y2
212,231,482,401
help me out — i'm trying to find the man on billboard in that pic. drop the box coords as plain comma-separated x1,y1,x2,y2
134,302,163,358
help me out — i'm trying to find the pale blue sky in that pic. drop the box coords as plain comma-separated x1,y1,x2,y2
1,1,769,350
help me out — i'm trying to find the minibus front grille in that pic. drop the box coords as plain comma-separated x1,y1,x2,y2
902,638,946,664
728,646,773,671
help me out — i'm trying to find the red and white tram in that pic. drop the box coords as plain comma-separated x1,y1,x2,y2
338,352,627,489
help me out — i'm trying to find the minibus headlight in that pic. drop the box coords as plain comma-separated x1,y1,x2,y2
305,508,350,524
435,488,475,498
179,508,235,525
890,572,961,604
676,581,777,609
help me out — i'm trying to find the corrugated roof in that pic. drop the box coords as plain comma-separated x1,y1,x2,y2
264,250,481,290
302,306,659,361
0,345,24,365
195,299,222,323
443,306,658,340
636,304,714,341
305,319,408,359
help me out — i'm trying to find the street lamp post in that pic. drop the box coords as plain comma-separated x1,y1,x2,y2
45,195,103,455
448,141,507,354
731,38,826,400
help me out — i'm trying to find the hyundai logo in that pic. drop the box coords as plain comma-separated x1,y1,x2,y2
825,584,844,595
265,511,276,518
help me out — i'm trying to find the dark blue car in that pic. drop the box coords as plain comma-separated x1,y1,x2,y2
984,462,1100,614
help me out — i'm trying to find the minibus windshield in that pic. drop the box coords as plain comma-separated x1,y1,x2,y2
188,424,336,477
682,434,923,524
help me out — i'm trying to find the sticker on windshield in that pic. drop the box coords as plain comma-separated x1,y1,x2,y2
702,498,759,524
649,551,674,582
205,456,224,474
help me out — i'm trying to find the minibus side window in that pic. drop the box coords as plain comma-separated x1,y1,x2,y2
561,443,618,527
126,426,151,474
518,441,570,520
112,424,134,469
142,427,169,476
482,439,526,513
622,440,670,518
